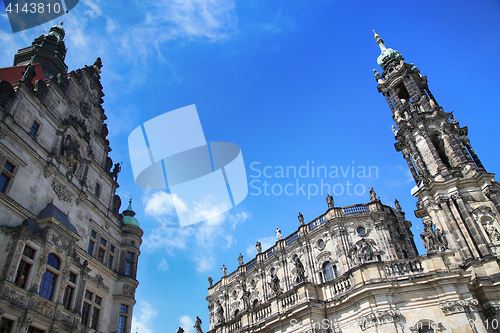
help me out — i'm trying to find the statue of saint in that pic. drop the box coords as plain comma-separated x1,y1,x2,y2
298,212,304,225
275,228,282,240
435,228,448,250
420,219,437,251
269,273,281,294
369,188,377,202
194,316,203,333
256,241,262,253
326,194,334,209
395,199,402,211
221,264,227,277
238,253,244,266
294,256,306,282
391,125,398,135
208,276,213,288
215,300,224,324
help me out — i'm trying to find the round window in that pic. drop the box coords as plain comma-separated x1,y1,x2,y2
317,239,325,249
357,226,366,236
232,290,238,299
250,279,256,288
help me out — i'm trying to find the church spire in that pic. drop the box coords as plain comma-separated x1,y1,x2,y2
373,32,500,263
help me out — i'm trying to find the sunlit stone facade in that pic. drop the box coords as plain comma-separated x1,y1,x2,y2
0,25,142,333
206,34,500,333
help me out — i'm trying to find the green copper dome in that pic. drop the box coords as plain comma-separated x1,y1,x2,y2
373,31,402,68
122,198,140,227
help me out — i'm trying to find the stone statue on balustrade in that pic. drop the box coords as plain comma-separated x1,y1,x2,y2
238,253,244,266
208,276,213,288
369,188,377,202
395,199,402,211
298,212,304,225
256,241,262,253
194,316,203,333
326,194,334,209
221,264,227,277
275,228,282,240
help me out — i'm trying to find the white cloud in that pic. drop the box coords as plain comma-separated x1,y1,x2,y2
132,300,158,333
158,258,169,271
246,236,276,258
179,315,195,333
142,190,249,272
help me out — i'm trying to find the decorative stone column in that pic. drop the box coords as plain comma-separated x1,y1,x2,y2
463,138,485,170
402,149,419,183
484,186,500,217
436,196,474,261
451,193,491,258
408,137,429,177
418,128,450,177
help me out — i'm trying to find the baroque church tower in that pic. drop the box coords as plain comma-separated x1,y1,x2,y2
373,31,500,262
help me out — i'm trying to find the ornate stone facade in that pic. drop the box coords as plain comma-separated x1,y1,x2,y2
0,25,142,333
206,34,500,333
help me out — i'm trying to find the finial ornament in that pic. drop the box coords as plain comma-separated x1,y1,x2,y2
372,30,380,39
60,10,69,26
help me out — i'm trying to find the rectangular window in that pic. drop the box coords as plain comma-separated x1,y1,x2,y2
30,121,40,136
14,260,31,288
100,238,107,246
3,161,14,173
126,252,133,260
63,285,74,310
94,183,101,197
108,255,114,269
0,318,13,333
23,245,35,259
97,247,105,263
110,245,115,253
90,230,96,238
82,303,91,326
87,241,95,255
85,290,93,300
91,307,100,330
125,262,132,276
27,327,44,333
117,315,127,333
69,273,77,284
95,296,102,306
0,162,14,193
120,304,128,313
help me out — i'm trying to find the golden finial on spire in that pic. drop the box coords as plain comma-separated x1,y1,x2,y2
372,30,380,39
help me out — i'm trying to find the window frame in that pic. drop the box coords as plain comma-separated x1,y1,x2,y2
0,160,15,193
39,253,61,301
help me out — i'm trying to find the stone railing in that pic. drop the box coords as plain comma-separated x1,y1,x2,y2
281,289,298,310
309,216,326,230
246,258,257,270
343,204,368,215
264,246,277,259
285,231,299,245
330,274,352,298
383,258,423,278
227,316,242,333
252,303,272,323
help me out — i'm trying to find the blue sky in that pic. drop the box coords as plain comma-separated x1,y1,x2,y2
2,0,500,332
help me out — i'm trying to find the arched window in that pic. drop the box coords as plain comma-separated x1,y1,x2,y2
39,254,60,301
323,261,335,282
253,299,259,308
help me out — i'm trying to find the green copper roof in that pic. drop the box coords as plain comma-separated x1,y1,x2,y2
373,31,402,68
122,198,140,227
